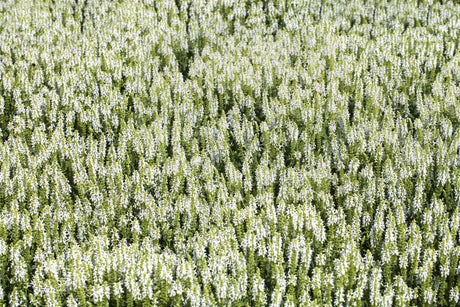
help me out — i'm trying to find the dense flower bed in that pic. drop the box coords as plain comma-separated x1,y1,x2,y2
0,0,459,306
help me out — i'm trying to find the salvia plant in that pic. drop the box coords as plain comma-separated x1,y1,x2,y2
0,0,460,306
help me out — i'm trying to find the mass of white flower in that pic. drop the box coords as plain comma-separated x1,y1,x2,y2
0,0,460,306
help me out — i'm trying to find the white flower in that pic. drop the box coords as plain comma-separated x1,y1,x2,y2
451,287,459,304
113,282,123,298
